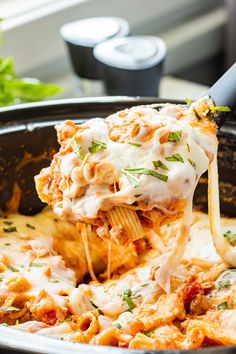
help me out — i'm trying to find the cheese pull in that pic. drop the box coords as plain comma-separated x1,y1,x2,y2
208,156,236,266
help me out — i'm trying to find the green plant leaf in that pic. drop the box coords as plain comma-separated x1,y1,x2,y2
3,78,61,102
0,57,16,76
0,53,62,107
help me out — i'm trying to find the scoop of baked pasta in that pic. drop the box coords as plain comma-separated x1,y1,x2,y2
35,99,217,239
35,99,218,291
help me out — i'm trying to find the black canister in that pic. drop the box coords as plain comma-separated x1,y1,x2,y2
60,17,130,96
93,36,166,96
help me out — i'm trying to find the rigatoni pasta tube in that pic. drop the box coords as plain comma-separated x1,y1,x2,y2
107,207,144,245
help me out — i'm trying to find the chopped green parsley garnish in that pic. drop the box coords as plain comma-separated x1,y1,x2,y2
188,158,196,169
165,154,184,163
185,98,192,105
7,266,19,272
114,323,122,329
134,194,142,198
123,289,135,312
3,226,17,233
122,168,168,187
73,136,85,160
217,302,228,310
152,160,169,170
1,306,21,312
30,262,47,267
3,221,13,225
50,279,59,284
193,108,201,121
90,301,99,309
142,330,154,337
0,276,2,282
141,283,149,287
222,269,236,278
223,230,236,246
210,106,231,112
59,317,72,323
168,130,182,142
122,169,140,188
89,140,107,154
26,223,35,230
216,279,231,290
4,243,10,246
128,142,142,147
186,143,190,152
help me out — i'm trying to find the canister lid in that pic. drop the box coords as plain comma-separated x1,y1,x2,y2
60,17,129,47
93,36,166,70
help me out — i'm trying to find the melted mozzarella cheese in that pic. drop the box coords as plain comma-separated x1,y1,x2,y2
0,210,76,309
69,263,158,317
184,212,236,263
1,209,235,347
184,212,221,262
53,106,217,220
69,211,236,320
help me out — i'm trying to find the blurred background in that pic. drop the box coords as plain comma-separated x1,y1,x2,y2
1,0,235,103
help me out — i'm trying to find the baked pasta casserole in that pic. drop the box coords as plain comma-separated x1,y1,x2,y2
1,99,235,350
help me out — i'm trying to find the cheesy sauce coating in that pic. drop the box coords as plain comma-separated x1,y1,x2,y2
0,210,138,325
0,210,236,350
3,100,234,350
35,101,217,223
34,100,221,294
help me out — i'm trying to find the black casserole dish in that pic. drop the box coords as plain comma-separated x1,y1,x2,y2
0,97,235,354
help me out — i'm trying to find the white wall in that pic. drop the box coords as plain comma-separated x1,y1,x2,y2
1,0,225,80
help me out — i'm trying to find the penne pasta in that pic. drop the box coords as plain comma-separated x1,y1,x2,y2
72,311,99,342
5,276,31,293
93,327,121,346
107,207,144,245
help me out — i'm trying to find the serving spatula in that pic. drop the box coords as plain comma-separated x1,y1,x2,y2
208,62,236,127
149,62,236,128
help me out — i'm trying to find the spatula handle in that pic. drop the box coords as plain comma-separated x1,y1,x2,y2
208,62,236,110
